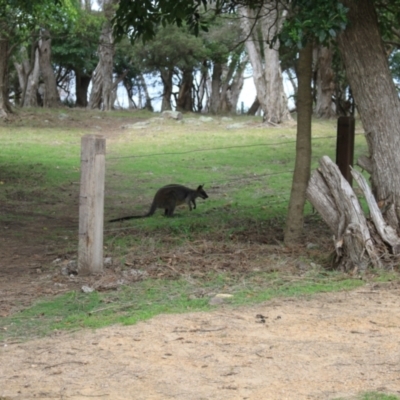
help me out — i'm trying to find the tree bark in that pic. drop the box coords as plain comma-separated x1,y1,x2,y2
307,156,382,271
88,0,115,110
209,62,222,114
160,69,173,111
75,69,91,107
176,68,193,112
38,29,61,107
337,0,400,225
139,74,153,111
247,97,260,115
239,3,291,124
284,42,313,244
14,46,40,107
315,46,335,118
0,33,12,118
196,62,208,113
226,55,248,114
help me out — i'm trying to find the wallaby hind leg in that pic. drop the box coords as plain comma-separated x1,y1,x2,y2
166,205,176,216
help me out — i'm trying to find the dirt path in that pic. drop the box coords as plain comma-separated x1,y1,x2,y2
1,284,400,400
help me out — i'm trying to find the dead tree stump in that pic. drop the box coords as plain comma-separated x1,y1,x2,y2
305,156,400,271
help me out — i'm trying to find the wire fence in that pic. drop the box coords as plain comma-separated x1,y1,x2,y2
105,134,363,232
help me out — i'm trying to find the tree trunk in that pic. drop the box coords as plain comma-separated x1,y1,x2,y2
160,69,173,111
307,156,384,271
75,69,91,107
38,29,61,107
139,74,153,111
176,68,193,112
315,46,335,118
239,3,291,124
123,79,137,109
219,62,235,113
196,62,208,113
88,64,102,109
337,0,400,226
247,97,260,115
284,42,313,244
209,62,222,114
0,33,12,118
226,55,248,114
88,0,115,110
14,47,38,107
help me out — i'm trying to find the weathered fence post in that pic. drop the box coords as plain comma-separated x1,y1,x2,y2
336,116,355,186
78,134,106,275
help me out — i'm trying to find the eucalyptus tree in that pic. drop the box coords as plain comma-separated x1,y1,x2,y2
0,0,81,115
112,39,151,109
132,24,207,111
0,0,39,116
52,7,102,107
88,0,117,110
200,13,247,114
238,1,291,124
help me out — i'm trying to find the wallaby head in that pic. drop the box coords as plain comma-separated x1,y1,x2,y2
196,184,209,200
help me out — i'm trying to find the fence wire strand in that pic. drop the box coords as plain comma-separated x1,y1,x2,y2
106,135,342,160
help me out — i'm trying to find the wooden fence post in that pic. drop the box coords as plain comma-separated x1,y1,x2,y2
78,134,106,275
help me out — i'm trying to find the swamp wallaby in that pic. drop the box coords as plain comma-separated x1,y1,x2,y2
109,184,208,222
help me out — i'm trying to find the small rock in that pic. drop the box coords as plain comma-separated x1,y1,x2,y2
226,123,246,129
162,110,182,120
209,293,233,305
183,118,202,126
199,116,214,122
67,260,78,270
121,121,150,129
296,262,308,271
104,257,113,266
81,285,94,293
215,293,233,299
209,296,224,306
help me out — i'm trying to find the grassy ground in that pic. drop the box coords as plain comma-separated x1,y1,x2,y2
0,108,392,343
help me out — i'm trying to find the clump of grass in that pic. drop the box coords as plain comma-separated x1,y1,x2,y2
0,263,366,342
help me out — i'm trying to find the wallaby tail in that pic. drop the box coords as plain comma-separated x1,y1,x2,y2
109,201,157,222
109,214,147,222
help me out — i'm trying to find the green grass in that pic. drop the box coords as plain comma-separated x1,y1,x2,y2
0,108,387,343
0,267,365,341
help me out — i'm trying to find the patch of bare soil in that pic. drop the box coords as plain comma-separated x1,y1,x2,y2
1,284,400,400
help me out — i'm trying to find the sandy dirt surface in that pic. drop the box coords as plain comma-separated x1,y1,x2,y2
1,283,400,400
